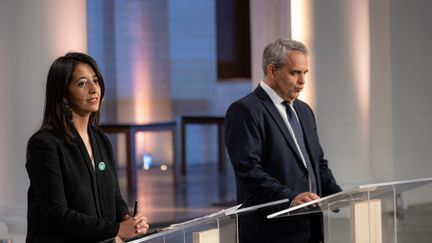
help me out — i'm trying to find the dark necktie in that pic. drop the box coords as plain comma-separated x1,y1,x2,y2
283,102,317,193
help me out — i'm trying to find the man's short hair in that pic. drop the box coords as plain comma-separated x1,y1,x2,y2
262,38,308,75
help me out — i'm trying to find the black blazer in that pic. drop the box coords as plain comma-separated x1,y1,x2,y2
26,125,129,243
225,86,341,243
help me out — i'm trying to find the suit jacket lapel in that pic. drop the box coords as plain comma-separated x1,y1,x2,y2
71,126,102,217
89,126,105,218
254,86,303,161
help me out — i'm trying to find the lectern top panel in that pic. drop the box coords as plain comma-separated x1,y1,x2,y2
225,198,289,216
267,177,432,219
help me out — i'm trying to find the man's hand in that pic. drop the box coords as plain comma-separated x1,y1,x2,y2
291,192,320,207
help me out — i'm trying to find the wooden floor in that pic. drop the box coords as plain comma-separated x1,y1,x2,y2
117,164,432,242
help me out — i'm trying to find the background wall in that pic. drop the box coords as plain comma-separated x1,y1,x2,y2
312,0,372,186
389,0,432,204
87,0,220,167
1,0,432,240
0,0,87,238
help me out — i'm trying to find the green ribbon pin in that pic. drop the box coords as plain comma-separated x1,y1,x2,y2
98,161,106,171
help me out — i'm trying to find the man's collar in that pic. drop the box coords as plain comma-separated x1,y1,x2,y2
259,80,294,105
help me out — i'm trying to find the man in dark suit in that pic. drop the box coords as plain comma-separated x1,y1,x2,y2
225,39,342,243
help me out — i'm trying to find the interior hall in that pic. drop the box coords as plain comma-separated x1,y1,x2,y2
1,0,432,242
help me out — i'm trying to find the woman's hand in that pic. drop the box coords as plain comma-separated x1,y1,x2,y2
117,213,149,240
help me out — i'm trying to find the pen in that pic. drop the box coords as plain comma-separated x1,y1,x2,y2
133,200,138,217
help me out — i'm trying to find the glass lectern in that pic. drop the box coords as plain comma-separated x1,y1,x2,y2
99,177,432,243
267,177,432,243
115,199,289,243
